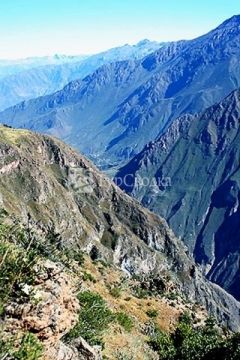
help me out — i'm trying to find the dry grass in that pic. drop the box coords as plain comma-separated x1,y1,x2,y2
78,256,207,359
0,126,31,144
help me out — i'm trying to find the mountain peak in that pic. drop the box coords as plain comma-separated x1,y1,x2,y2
137,39,152,46
218,14,240,29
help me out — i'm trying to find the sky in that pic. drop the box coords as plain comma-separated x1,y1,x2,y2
0,0,239,59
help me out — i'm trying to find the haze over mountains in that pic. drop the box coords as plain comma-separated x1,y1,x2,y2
0,15,240,171
0,40,164,111
0,54,87,78
0,15,240,309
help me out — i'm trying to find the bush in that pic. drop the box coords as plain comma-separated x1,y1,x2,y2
109,286,122,298
0,228,39,311
206,333,240,360
14,333,43,360
146,309,158,318
65,291,114,345
132,286,149,299
179,311,192,324
63,248,85,266
0,337,13,359
115,312,134,332
147,316,240,360
173,321,221,360
148,328,176,360
167,292,179,301
82,271,96,283
0,333,43,360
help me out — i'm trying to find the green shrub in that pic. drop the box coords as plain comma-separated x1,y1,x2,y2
0,336,13,359
207,333,240,360
132,286,149,299
175,318,223,360
65,291,114,345
148,316,232,360
63,248,85,266
146,309,158,318
0,333,43,360
109,286,122,298
167,292,179,301
115,312,134,332
148,328,176,360
82,271,96,283
0,234,39,311
14,333,43,360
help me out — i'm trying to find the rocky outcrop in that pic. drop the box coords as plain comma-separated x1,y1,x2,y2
46,338,102,360
4,260,78,359
0,125,240,331
3,259,102,360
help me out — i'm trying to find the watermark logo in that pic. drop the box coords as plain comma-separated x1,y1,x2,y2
69,166,96,194
114,174,171,195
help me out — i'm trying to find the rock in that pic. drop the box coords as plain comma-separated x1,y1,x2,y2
45,339,102,360
71,337,102,360
5,260,80,359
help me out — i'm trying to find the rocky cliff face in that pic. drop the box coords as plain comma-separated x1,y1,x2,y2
0,125,240,333
115,89,240,301
4,260,79,360
0,16,240,169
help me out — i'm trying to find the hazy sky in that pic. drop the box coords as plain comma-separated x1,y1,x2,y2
0,0,239,59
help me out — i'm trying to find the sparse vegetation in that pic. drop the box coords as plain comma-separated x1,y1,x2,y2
131,285,149,299
108,285,122,298
63,248,85,266
0,332,43,360
14,333,43,360
82,271,97,283
148,315,240,360
1,220,239,360
0,223,40,312
65,291,114,345
146,309,158,318
167,291,179,301
115,312,134,332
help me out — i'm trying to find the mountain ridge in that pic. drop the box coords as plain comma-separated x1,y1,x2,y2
115,89,240,300
0,40,165,111
1,15,240,169
1,125,240,331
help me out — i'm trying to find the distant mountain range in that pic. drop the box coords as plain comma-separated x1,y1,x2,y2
0,54,87,78
0,40,165,110
1,16,239,172
115,89,240,300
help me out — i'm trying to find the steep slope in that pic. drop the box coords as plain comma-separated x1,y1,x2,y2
0,125,240,332
0,40,164,111
1,16,240,168
115,89,240,301
0,224,232,360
